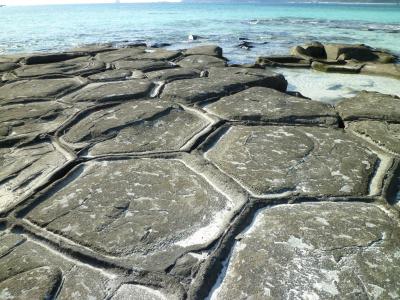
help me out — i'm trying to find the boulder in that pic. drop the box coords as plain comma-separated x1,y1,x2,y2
211,202,400,300
311,61,363,73
205,125,377,197
360,63,400,79
204,86,338,126
335,91,400,122
324,44,379,61
184,45,223,58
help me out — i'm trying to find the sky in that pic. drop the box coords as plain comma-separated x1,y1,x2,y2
2,0,182,5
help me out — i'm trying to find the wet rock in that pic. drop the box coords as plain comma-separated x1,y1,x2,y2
69,43,116,55
113,60,176,72
348,121,400,155
211,202,400,300
204,87,338,126
188,34,201,41
0,233,112,299
335,91,400,122
95,48,146,63
161,67,287,104
311,61,363,74
146,68,200,82
177,55,227,69
324,43,386,62
0,141,71,214
360,63,400,79
237,41,254,50
62,79,153,106
26,157,243,270
205,126,377,197
88,69,133,82
0,101,77,139
0,77,86,104
256,55,311,68
149,42,172,48
13,57,105,78
23,52,86,65
61,100,209,155
185,45,223,58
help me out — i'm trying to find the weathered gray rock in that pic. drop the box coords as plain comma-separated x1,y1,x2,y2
62,79,153,106
204,87,338,126
311,61,363,74
23,52,86,65
0,62,19,72
88,69,132,82
113,60,175,72
26,158,243,270
184,45,223,58
137,49,181,61
177,55,227,69
205,126,377,197
360,63,400,79
325,44,382,61
0,77,86,104
161,68,287,104
146,68,200,82
256,55,311,68
0,233,113,299
13,57,105,78
0,141,70,214
348,120,400,155
0,54,25,64
69,43,116,55
211,202,400,300
61,100,209,155
0,101,77,139
95,48,146,63
112,284,177,300
335,91,400,122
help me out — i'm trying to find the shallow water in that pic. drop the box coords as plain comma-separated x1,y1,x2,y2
1,3,400,63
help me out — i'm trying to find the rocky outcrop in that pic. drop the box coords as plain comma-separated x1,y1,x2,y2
0,45,399,300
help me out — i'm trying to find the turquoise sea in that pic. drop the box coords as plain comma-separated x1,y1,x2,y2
1,3,400,63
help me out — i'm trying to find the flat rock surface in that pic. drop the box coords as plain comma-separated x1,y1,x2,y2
146,68,200,82
211,202,400,300
184,45,223,58
336,91,400,122
204,86,338,126
0,141,70,214
61,100,209,155
205,126,377,197
177,55,227,69
112,60,175,72
26,158,242,269
348,120,400,155
0,77,85,104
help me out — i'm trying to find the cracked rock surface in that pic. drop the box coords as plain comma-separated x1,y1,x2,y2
0,44,399,299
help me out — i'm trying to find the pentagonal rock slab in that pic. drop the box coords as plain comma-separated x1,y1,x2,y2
0,141,71,214
146,68,200,82
205,87,338,126
0,101,78,139
95,48,146,63
335,91,400,122
161,68,287,104
348,120,400,155
112,60,175,72
25,158,242,270
88,69,133,82
205,126,377,197
0,233,113,299
177,55,227,69
62,79,153,106
211,202,400,300
13,57,105,78
0,77,86,104
61,100,209,155
184,45,223,58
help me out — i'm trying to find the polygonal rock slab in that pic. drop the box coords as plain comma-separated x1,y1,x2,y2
95,48,146,63
211,202,400,300
335,91,400,122
205,126,377,197
112,60,175,72
348,121,400,155
0,78,86,104
0,101,78,139
62,79,153,106
161,68,287,104
112,284,177,300
88,69,132,82
136,49,181,61
23,52,85,65
0,233,113,299
26,158,242,270
61,100,209,155
13,57,105,78
177,55,227,69
204,87,338,126
184,45,223,58
146,68,200,82
0,141,71,214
